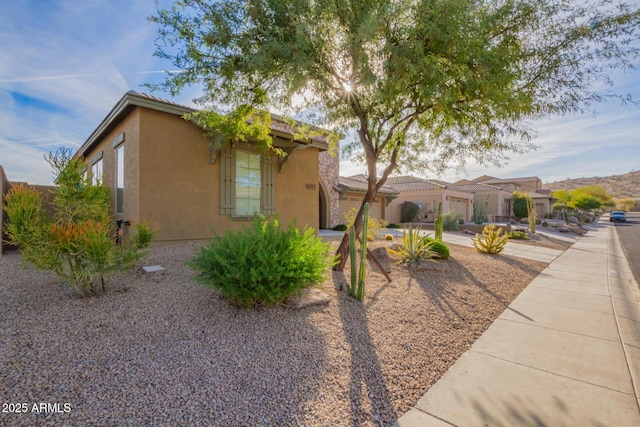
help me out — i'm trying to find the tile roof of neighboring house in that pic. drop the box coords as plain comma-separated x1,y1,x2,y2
385,175,447,192
456,183,505,192
77,91,332,158
474,176,541,184
529,191,555,199
337,175,397,195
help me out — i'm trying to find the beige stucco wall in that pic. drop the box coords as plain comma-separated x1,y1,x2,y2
338,192,386,224
81,107,323,242
319,151,340,228
387,189,473,223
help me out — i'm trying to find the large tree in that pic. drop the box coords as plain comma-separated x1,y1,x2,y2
150,0,640,269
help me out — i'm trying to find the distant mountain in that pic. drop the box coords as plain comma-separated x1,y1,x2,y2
543,170,640,200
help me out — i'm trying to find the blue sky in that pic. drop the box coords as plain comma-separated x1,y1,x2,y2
1,1,639,186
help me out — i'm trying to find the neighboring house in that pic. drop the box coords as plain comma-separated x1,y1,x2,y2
455,182,514,222
75,91,337,243
458,175,553,219
336,175,398,223
385,176,474,223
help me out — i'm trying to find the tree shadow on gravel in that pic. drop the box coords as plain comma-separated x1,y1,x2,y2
333,270,397,427
409,256,536,323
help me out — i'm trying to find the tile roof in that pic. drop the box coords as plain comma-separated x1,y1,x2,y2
385,176,447,192
338,175,397,195
456,183,504,192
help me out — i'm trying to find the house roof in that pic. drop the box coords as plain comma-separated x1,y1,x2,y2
77,91,332,158
473,175,541,185
456,183,505,193
385,175,447,192
337,175,397,195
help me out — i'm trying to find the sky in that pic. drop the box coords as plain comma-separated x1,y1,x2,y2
1,1,639,186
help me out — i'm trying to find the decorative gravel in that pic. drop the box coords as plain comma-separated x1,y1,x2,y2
0,241,549,426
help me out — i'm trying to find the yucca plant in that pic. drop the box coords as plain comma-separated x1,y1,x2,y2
388,225,439,264
472,224,508,254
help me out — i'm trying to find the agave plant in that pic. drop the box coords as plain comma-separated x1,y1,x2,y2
388,225,439,264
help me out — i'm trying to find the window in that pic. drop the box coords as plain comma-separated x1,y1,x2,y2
219,146,276,216
116,144,124,213
235,150,261,216
91,159,103,186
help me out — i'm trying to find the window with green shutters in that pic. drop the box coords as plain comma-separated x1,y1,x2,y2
219,146,276,216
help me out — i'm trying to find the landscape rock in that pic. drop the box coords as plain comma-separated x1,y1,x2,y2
408,261,445,273
369,247,392,273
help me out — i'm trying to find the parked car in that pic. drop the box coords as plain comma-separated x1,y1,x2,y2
610,211,627,222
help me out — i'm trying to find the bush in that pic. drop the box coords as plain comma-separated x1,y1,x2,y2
442,211,462,231
508,230,530,240
333,223,347,231
400,201,419,223
384,234,394,241
542,221,549,227
190,216,335,307
472,224,508,254
423,236,450,259
387,223,400,229
512,193,529,219
3,149,155,297
387,226,438,264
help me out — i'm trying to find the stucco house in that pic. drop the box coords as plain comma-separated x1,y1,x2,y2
75,91,339,243
455,182,514,222
457,175,553,218
336,175,398,223
384,176,474,223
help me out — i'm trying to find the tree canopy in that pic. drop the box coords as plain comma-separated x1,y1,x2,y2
150,0,640,267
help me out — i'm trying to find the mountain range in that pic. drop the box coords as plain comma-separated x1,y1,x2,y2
543,170,640,201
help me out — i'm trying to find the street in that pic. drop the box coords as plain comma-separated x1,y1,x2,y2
612,211,640,286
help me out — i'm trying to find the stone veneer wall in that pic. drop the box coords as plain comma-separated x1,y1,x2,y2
319,151,340,228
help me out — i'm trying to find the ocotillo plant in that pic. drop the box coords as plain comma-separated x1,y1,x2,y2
348,202,369,301
435,201,443,241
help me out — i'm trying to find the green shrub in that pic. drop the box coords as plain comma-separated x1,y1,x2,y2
508,230,530,240
472,224,508,254
3,150,155,297
387,226,438,264
401,201,419,223
542,221,549,227
512,192,529,219
190,216,335,307
422,236,450,259
387,223,400,229
442,211,462,231
333,223,347,231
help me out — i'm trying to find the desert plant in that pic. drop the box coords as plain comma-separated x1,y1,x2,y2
348,203,369,301
333,223,347,231
473,197,489,225
387,223,400,229
3,150,155,297
542,221,549,227
434,201,443,240
190,215,335,307
508,230,530,240
344,206,385,240
388,225,438,264
384,234,394,241
526,196,537,233
472,224,508,254
442,211,462,231
400,201,419,223
422,236,450,259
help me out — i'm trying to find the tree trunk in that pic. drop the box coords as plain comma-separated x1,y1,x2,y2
333,181,378,271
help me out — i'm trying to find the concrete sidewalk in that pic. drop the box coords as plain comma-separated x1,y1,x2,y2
394,218,640,426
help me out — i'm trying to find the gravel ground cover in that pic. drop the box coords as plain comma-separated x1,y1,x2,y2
1,240,551,427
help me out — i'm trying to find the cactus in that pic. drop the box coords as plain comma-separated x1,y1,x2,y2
348,202,369,301
526,197,537,233
473,196,489,225
434,201,443,241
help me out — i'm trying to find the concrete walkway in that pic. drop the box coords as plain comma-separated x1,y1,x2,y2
394,218,640,426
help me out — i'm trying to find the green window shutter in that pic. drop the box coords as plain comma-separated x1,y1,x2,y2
261,154,276,215
220,147,235,215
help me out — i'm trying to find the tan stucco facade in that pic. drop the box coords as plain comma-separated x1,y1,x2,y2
338,192,388,224
80,100,324,243
387,189,473,223
472,190,513,221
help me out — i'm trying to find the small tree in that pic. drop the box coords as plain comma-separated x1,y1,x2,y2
618,197,636,211
3,148,155,297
